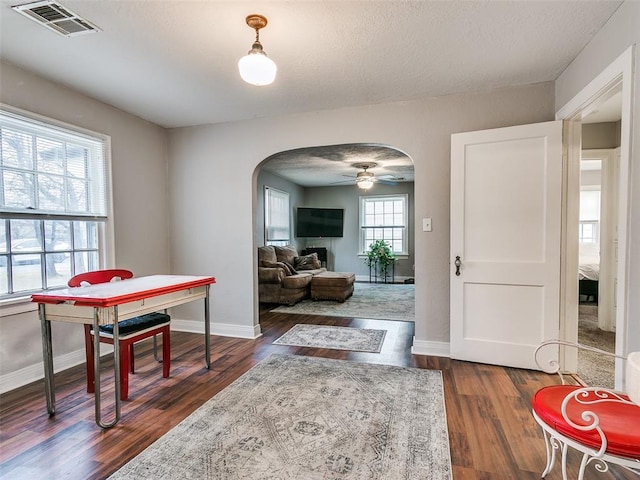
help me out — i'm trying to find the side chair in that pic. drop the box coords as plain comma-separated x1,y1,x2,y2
68,269,171,401
531,340,640,479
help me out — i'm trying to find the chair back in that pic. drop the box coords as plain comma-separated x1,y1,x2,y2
68,269,133,287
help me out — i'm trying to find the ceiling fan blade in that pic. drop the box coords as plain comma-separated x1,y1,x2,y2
377,179,398,186
330,179,356,185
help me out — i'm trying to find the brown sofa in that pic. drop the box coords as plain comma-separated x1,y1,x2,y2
257,245,327,305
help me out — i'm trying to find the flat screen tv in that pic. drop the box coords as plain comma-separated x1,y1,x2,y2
296,207,344,238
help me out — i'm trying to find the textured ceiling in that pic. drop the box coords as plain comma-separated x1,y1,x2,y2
0,1,622,186
262,144,414,187
0,0,622,130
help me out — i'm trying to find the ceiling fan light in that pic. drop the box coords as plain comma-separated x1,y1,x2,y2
238,44,277,86
357,178,374,190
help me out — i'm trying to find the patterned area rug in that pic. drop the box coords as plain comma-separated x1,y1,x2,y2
272,283,415,322
273,324,387,352
109,354,452,480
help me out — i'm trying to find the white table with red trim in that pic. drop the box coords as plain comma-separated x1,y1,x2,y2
31,274,216,428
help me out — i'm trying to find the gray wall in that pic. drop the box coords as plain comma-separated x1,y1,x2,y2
582,122,621,149
300,183,415,279
0,61,170,384
256,170,415,280
256,170,305,250
168,82,555,348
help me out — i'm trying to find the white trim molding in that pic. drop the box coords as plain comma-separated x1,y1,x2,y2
555,45,634,390
0,345,113,394
411,337,450,357
171,318,262,339
0,296,37,317
354,275,413,284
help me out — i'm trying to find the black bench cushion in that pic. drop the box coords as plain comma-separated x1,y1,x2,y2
97,312,170,335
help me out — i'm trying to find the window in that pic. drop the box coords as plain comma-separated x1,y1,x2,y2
579,221,599,244
579,189,600,244
264,186,290,246
360,194,408,254
0,106,110,297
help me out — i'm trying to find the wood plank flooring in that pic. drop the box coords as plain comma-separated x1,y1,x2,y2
0,307,636,479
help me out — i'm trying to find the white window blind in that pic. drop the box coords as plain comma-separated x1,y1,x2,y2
1,107,108,218
265,186,290,245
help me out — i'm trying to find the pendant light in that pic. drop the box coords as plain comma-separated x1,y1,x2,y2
238,14,277,86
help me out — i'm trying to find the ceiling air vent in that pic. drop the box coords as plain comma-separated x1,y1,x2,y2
12,0,101,37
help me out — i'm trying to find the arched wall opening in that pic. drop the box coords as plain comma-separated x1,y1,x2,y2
253,143,416,326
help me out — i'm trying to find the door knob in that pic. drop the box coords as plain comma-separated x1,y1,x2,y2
454,256,462,276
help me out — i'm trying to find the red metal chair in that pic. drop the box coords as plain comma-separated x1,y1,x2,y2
532,340,640,479
68,269,171,401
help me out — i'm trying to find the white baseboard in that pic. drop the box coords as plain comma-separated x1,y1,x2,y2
171,319,262,339
355,275,414,284
0,320,262,395
0,345,113,395
411,338,450,357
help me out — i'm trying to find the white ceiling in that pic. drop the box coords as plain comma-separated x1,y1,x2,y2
0,0,622,130
0,1,623,187
582,90,622,124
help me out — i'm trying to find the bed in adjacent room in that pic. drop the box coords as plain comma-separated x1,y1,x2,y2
579,244,600,303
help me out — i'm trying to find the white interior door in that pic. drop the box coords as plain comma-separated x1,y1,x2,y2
450,121,563,369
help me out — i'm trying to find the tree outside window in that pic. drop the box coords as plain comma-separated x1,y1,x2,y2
0,107,108,297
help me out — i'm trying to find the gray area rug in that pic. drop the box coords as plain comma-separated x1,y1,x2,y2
273,324,387,352
578,304,615,389
273,283,415,322
109,354,452,480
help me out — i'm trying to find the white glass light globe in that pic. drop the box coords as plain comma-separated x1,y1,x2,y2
358,179,374,190
238,52,277,86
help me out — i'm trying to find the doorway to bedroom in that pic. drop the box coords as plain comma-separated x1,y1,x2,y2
578,143,620,388
558,48,633,390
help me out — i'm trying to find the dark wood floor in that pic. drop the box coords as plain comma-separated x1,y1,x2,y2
0,307,636,479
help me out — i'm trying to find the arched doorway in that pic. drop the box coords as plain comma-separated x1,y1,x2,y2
254,143,415,324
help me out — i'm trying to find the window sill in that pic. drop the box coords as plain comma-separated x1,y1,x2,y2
0,296,38,317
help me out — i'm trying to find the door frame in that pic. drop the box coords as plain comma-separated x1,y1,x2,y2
555,46,633,389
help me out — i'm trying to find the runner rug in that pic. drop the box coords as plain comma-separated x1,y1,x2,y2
272,283,415,322
273,324,387,352
108,354,452,480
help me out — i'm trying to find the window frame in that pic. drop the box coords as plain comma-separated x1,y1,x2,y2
579,186,601,246
359,194,409,256
264,186,290,246
0,104,114,305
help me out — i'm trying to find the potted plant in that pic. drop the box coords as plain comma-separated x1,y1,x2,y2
364,239,396,280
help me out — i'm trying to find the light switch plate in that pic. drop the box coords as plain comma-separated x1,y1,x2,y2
423,218,432,232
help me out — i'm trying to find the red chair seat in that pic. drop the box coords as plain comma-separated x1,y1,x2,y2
532,385,640,459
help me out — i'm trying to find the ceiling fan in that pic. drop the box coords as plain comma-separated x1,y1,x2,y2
333,162,400,190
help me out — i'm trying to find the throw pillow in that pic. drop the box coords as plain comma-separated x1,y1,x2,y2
294,253,321,270
274,245,298,266
261,260,293,276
